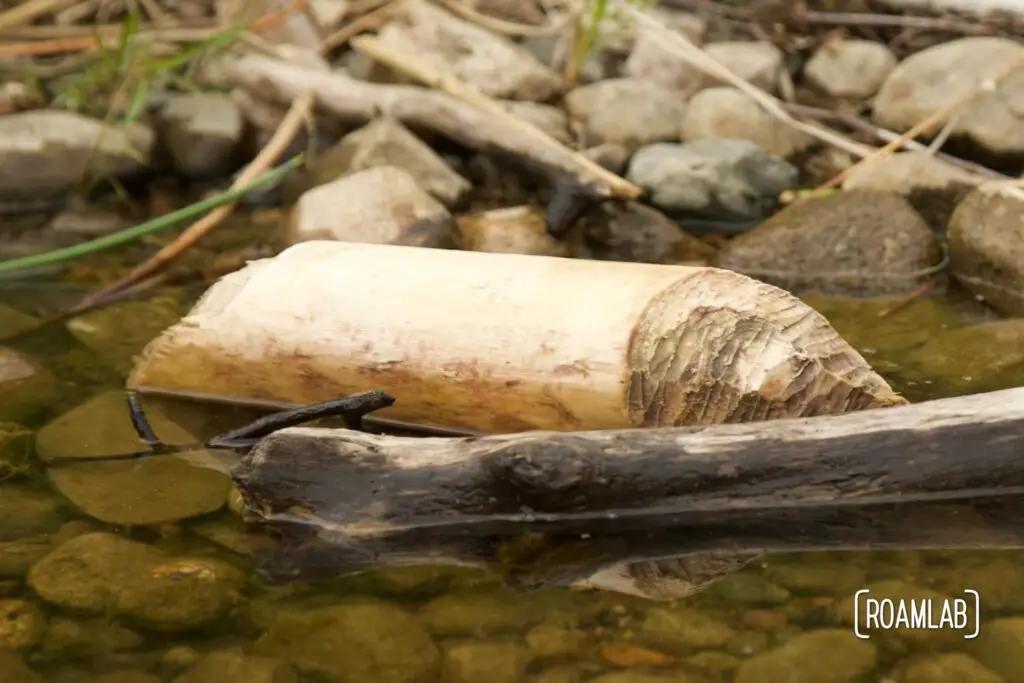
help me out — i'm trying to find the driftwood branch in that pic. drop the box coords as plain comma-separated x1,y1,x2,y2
234,387,1024,582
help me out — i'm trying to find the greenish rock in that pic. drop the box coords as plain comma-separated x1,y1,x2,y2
334,564,502,600
418,590,577,637
40,616,144,656
528,665,591,683
0,304,39,339
896,653,1004,683
734,629,877,683
934,558,1024,614
0,535,52,577
64,297,183,375
834,579,968,647
637,608,735,653
0,649,41,683
36,391,232,525
174,648,298,683
0,483,62,540
588,672,701,683
254,600,440,683
27,532,245,631
0,598,44,648
684,650,741,673
442,641,533,683
188,515,277,558
0,347,56,423
763,557,867,596
970,618,1024,683
0,422,32,481
525,623,591,659
908,320,1024,393
92,672,163,683
725,630,769,657
705,572,790,606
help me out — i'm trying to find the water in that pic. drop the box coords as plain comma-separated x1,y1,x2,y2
2,263,1024,683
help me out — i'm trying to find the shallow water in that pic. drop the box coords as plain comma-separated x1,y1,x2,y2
2,269,1024,683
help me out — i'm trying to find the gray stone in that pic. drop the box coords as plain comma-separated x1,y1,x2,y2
680,87,815,159
718,189,941,296
254,600,440,683
804,39,897,100
442,641,532,683
874,37,1024,156
948,184,1024,315
703,41,783,92
565,78,685,148
0,110,152,201
159,93,244,179
626,139,798,220
502,101,572,144
174,648,298,683
28,532,245,630
734,629,876,683
35,391,232,526
288,166,455,247
622,9,706,92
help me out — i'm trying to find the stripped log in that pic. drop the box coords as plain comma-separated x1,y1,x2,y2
129,241,905,434
232,387,1024,589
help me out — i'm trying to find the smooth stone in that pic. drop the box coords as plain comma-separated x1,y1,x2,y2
565,78,685,148
734,629,877,683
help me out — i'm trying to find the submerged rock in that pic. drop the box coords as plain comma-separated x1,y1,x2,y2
895,653,1004,683
565,78,685,148
28,532,245,630
284,117,470,208
0,484,63,540
418,590,577,637
948,184,1024,316
457,206,568,256
636,608,735,653
0,347,57,423
442,641,532,683
0,598,45,648
0,110,152,201
704,572,790,606
65,296,183,375
0,650,41,683
718,190,941,297
288,165,456,247
834,579,967,648
762,556,866,596
873,37,1024,157
626,139,797,221
158,93,244,180
972,618,1024,683
35,391,232,526
40,616,144,656
574,201,715,265
734,629,877,683
908,320,1024,393
0,422,33,480
0,536,53,578
681,87,815,159
254,600,440,683
803,39,896,100
174,648,298,683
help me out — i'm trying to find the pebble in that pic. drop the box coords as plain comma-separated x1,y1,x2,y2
703,41,784,92
573,200,716,265
626,139,798,221
681,87,815,158
565,78,685,148
288,165,456,247
158,93,244,180
458,206,567,256
622,9,706,92
803,39,897,100
502,101,573,145
636,607,736,653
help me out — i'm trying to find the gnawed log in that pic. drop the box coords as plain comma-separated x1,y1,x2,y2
232,387,1024,588
128,242,905,434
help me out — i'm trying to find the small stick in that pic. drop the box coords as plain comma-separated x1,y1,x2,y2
878,278,942,318
431,0,570,37
0,0,78,32
69,90,315,313
320,0,406,53
351,34,643,200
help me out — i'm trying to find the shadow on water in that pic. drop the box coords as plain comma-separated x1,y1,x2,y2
3,273,1024,682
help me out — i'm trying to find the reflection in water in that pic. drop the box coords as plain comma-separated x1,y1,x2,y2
1,284,1023,683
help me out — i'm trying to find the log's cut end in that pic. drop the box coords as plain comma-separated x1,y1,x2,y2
626,268,908,426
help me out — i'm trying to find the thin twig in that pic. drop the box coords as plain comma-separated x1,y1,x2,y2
352,33,643,199
69,91,316,313
431,0,571,36
801,9,1019,35
320,0,405,53
0,0,78,31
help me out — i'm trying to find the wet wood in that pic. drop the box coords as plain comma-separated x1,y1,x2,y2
129,242,904,434
232,387,1024,582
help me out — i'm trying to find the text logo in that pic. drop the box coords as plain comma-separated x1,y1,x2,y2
852,588,980,639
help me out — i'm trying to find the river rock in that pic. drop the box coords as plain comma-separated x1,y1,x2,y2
525,623,592,659
254,600,440,683
174,648,298,683
502,101,572,144
41,616,144,656
704,572,790,606
636,608,735,653
588,672,702,683
288,165,455,247
735,629,876,683
948,184,1024,315
842,151,979,231
442,641,532,683
0,536,53,578
65,296,183,375
626,139,798,221
972,618,1024,683
457,205,568,256
932,558,1024,614
573,201,716,265
0,650,41,683
0,598,44,648
284,117,470,208
873,37,1024,156
762,556,866,596
581,143,631,175
622,9,706,92
27,532,245,630
680,87,815,159
908,320,1024,393
418,589,577,637
703,41,784,92
0,422,32,480
565,78,685,148
896,653,1004,683
804,39,897,100
0,347,57,423
834,579,966,648
158,93,244,180
0,110,152,201
35,391,232,526
0,484,62,541
375,0,560,101
718,190,941,296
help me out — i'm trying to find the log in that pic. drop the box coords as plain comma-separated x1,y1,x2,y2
232,387,1024,588
128,242,905,434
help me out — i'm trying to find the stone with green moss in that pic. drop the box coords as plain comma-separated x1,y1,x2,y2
734,629,877,683
173,647,298,683
970,618,1024,683
418,589,580,638
636,607,735,653
894,653,1003,683
442,641,533,683
0,347,56,423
